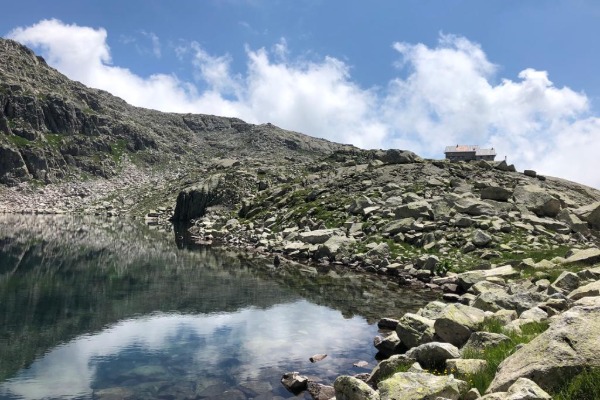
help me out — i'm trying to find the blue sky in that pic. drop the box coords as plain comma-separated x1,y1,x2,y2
2,1,600,187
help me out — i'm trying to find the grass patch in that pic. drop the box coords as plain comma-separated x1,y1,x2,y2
552,367,600,400
45,133,64,149
463,320,550,393
7,134,31,147
110,139,128,163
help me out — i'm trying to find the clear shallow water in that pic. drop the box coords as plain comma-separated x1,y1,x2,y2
0,215,437,399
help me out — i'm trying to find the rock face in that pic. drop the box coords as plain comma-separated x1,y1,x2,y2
172,174,225,221
488,298,600,393
377,372,468,400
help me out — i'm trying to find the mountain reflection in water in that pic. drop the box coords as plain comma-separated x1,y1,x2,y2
0,215,437,399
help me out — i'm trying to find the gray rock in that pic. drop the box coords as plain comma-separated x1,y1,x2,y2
298,229,338,244
488,297,600,392
334,375,380,400
172,174,224,220
505,377,551,400
367,354,415,385
473,230,493,247
375,149,423,165
519,307,548,322
406,342,461,369
567,280,600,300
374,331,401,356
348,196,375,215
395,313,436,349
512,185,561,218
446,358,488,378
551,271,581,294
563,248,600,265
382,218,416,235
394,201,434,220
377,372,468,400
457,265,519,291
481,186,513,202
587,202,600,230
378,318,399,330
281,372,308,394
434,304,486,347
462,331,511,354
523,170,537,178
307,382,336,400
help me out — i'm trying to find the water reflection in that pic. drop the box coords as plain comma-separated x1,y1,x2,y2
0,215,438,399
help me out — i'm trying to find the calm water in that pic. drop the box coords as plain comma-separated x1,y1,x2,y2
0,215,436,399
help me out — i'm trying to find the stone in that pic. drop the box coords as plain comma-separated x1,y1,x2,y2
348,196,375,215
556,209,589,234
587,203,600,229
567,280,600,300
488,297,600,392
519,307,548,322
502,377,552,400
434,304,486,347
367,354,415,385
382,218,415,235
480,186,513,202
405,342,461,369
462,331,511,354
281,372,308,394
463,388,482,400
307,382,336,400
394,201,434,220
298,228,338,244
377,372,468,400
523,170,537,178
417,301,448,319
172,174,225,220
374,331,402,356
551,271,581,294
309,353,327,363
457,265,519,291
375,149,423,165
334,375,380,400
495,160,517,172
470,281,506,296
446,358,488,378
512,185,561,218
395,313,436,349
563,248,600,265
472,230,493,247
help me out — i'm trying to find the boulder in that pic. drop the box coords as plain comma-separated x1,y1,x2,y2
519,307,548,322
374,331,402,357
375,149,422,165
378,318,399,330
417,301,448,319
298,229,338,244
556,209,589,234
480,186,513,202
377,372,468,400
461,331,511,354
394,201,434,220
495,160,517,172
434,304,486,347
395,313,436,349
504,377,551,400
367,354,415,385
307,382,336,400
405,342,461,369
488,297,600,392
446,358,488,378
512,185,561,218
523,170,537,178
348,196,375,215
172,174,225,221
473,230,493,247
382,218,415,235
563,248,600,265
281,372,308,394
587,203,600,230
316,235,355,260
567,280,600,301
457,265,519,291
551,271,581,294
334,375,380,400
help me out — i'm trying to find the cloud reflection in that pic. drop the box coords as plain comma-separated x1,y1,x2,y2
0,300,377,399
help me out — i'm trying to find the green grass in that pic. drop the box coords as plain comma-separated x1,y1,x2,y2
110,139,128,163
462,320,550,393
45,133,64,149
553,368,600,400
7,134,31,147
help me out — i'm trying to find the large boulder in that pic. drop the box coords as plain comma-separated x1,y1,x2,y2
512,185,561,218
480,186,513,202
347,196,374,215
586,203,600,230
567,280,600,301
367,354,415,385
298,228,339,244
377,372,468,400
395,313,436,349
461,331,511,354
375,149,422,165
563,248,600,265
405,342,460,369
172,174,225,221
334,375,380,400
488,297,600,392
434,304,486,347
457,265,519,291
394,201,434,220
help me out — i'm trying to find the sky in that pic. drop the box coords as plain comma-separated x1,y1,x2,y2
2,0,600,187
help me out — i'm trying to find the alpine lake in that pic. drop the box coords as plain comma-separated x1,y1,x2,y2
0,215,437,399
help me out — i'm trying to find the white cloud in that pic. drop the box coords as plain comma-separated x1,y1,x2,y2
7,20,600,187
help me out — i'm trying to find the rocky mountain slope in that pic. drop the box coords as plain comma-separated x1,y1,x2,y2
4,38,600,399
